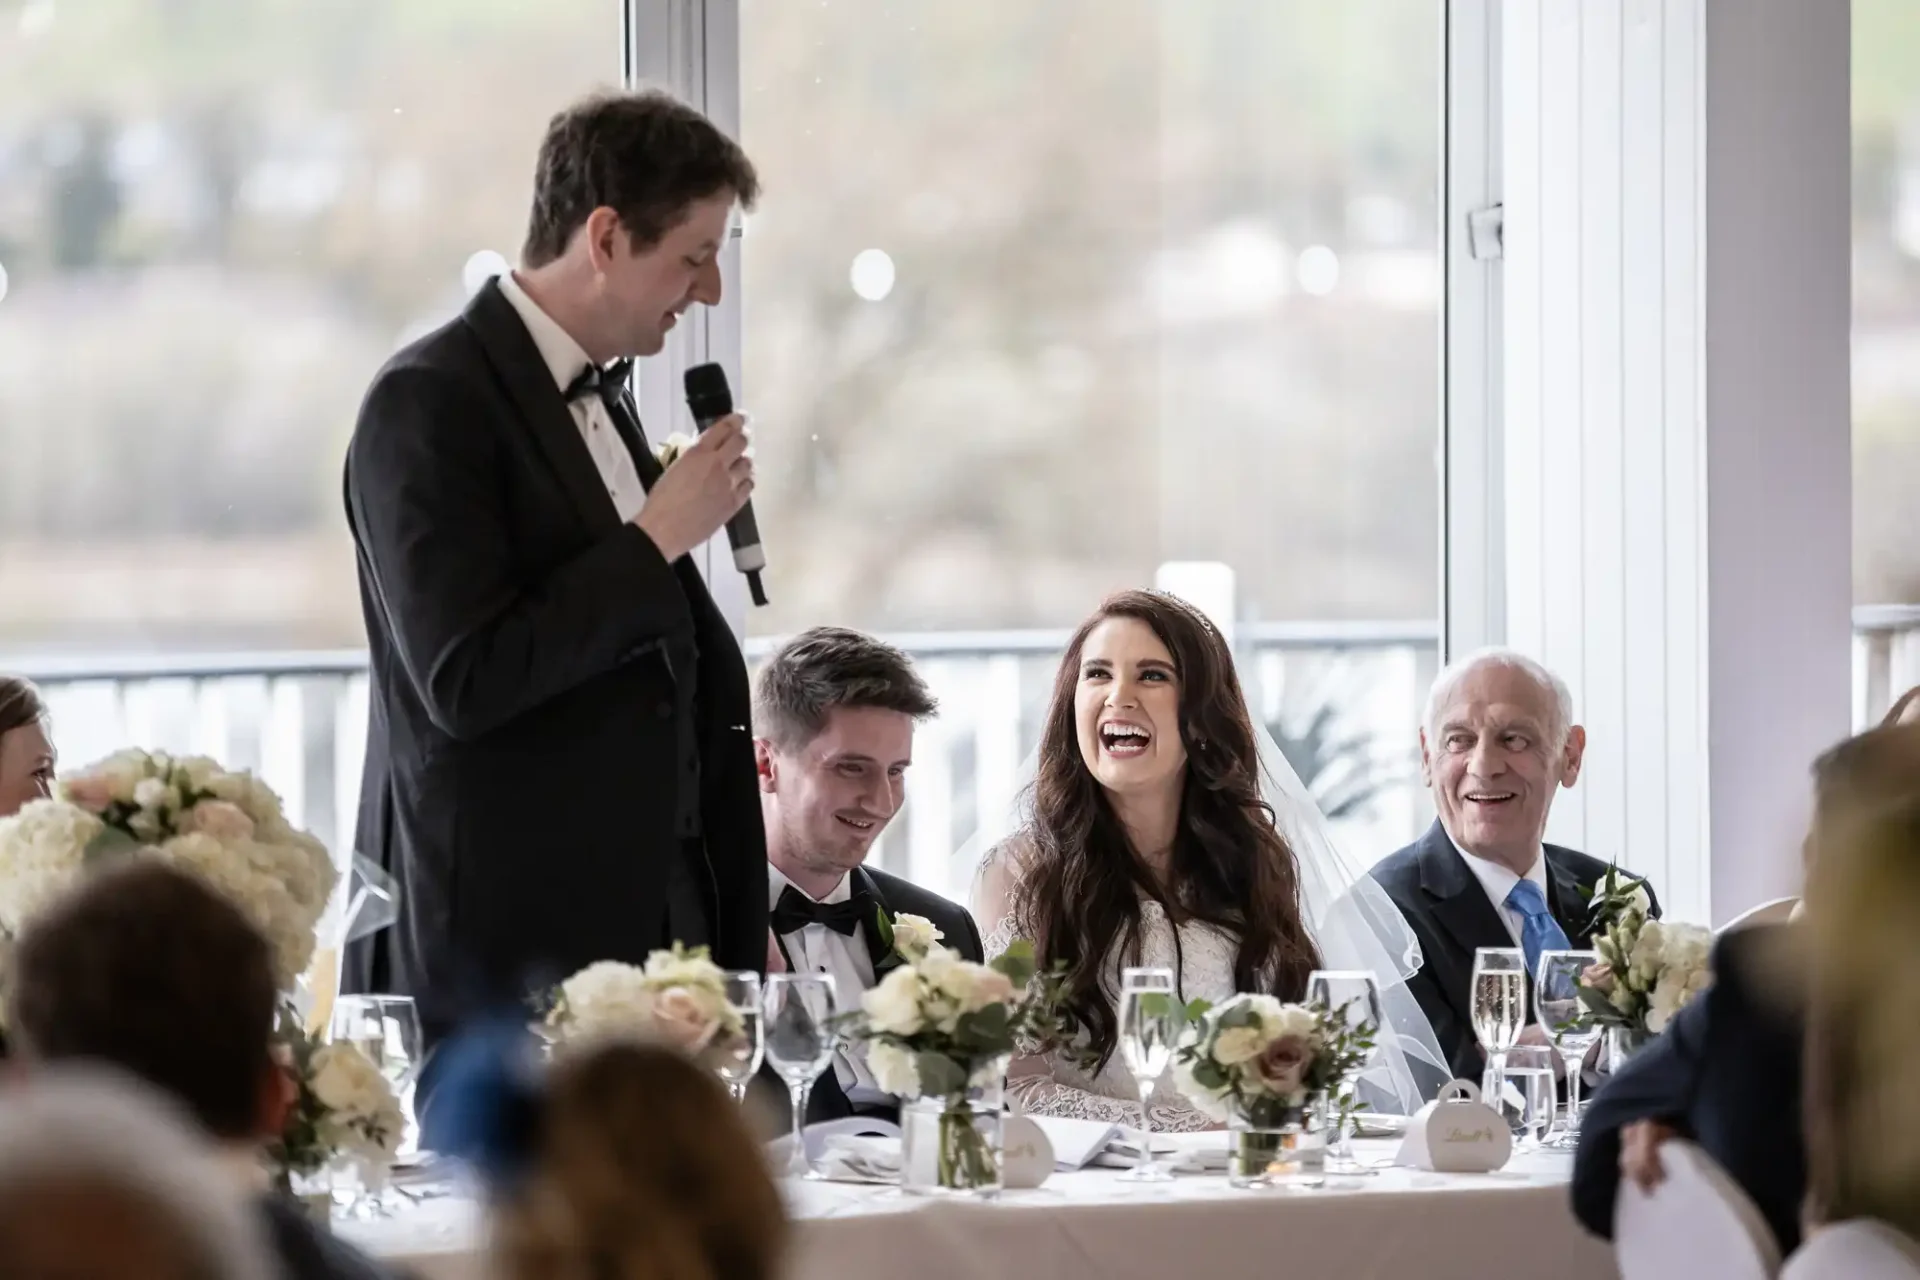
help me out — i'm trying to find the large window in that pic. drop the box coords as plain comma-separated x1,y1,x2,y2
1854,0,1920,715
736,0,1445,891
0,0,616,657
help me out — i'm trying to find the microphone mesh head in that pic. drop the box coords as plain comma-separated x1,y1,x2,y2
683,362,733,420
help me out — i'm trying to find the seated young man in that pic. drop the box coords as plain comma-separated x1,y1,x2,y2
753,626,982,1125
6,860,393,1280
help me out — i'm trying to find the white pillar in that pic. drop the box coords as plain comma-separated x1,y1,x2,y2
1500,0,1850,925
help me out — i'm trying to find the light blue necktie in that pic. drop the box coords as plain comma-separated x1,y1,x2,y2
1505,878,1572,978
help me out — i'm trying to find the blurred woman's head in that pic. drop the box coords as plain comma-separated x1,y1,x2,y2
0,677,53,820
491,1038,786,1280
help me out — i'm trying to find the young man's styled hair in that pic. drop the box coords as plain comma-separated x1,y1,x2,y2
752,627,937,751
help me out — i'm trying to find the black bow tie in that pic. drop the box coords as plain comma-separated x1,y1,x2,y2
771,885,872,938
564,359,634,406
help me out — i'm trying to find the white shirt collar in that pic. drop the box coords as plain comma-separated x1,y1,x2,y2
767,862,852,911
1447,831,1549,914
495,269,595,395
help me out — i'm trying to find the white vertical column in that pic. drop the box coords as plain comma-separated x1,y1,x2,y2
1500,0,1850,924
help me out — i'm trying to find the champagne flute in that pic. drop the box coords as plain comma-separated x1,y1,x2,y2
1534,949,1602,1146
1306,969,1383,1175
714,971,766,1103
1470,947,1527,1081
1117,966,1180,1184
763,972,839,1180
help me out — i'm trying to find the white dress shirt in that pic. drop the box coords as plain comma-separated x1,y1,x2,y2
1448,834,1551,948
495,270,650,523
768,865,887,1105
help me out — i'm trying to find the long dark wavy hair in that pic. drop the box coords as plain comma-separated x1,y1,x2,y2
1012,590,1322,1071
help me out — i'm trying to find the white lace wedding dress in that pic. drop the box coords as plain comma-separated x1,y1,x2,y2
976,844,1233,1132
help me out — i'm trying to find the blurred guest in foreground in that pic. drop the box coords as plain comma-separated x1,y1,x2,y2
0,676,54,819
0,1067,279,1280
1571,706,1920,1255
8,860,392,1280
1371,649,1661,1084
431,1027,786,1280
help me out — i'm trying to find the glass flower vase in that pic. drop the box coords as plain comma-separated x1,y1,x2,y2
900,1064,1006,1197
1227,1097,1327,1189
1606,1026,1654,1073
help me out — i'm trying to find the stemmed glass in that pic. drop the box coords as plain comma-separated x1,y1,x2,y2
713,971,766,1104
1470,947,1527,1083
763,972,839,1180
326,994,422,1216
1116,966,1180,1184
1534,949,1603,1146
1306,969,1384,1176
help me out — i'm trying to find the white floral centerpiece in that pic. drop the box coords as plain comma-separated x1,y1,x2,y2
1575,868,1712,1063
0,749,337,990
0,749,401,1185
273,1020,405,1191
837,932,1067,1195
544,943,744,1058
1170,994,1375,1186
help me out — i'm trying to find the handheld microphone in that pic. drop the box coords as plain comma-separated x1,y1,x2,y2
682,363,768,607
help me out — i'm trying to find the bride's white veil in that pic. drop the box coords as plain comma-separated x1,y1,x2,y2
954,704,1449,1116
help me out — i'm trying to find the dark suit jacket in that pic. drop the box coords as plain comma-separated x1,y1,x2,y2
756,866,984,1130
1370,820,1661,1087
342,278,766,1057
259,1194,393,1280
1571,924,1806,1255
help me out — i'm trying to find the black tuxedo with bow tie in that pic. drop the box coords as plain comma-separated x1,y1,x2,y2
756,866,983,1129
342,277,765,1071
1369,820,1661,1090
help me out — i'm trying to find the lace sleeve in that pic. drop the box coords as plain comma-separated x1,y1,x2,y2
971,837,1028,960
1005,1058,1217,1132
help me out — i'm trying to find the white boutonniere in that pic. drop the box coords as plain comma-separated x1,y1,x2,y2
655,433,696,468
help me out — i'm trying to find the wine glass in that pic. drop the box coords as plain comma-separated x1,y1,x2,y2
1470,947,1527,1079
326,994,422,1216
1306,969,1383,1176
1116,966,1180,1184
763,972,839,1180
714,970,765,1103
1535,949,1603,1146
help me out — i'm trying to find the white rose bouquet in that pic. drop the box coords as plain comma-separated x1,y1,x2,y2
1171,994,1375,1127
272,1019,405,1185
836,939,1067,1191
1576,872,1713,1041
0,749,338,994
544,944,744,1057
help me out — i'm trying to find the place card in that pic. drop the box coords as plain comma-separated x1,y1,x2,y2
1001,1114,1055,1188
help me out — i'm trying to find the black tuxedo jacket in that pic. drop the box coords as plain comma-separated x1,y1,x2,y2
1370,820,1661,1087
342,278,766,1056
1572,924,1806,1255
756,866,984,1129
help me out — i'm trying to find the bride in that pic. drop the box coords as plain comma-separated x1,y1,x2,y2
969,590,1445,1129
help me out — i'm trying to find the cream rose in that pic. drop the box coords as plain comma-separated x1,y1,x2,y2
862,965,925,1036
890,913,943,961
1211,1024,1267,1067
652,984,725,1053
867,1041,922,1099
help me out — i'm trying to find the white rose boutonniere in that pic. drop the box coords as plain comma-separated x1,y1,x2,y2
654,432,697,469
887,913,944,963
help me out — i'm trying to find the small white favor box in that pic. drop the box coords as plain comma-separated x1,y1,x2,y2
1395,1080,1513,1172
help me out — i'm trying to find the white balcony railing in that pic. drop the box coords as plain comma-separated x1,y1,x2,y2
15,609,1917,903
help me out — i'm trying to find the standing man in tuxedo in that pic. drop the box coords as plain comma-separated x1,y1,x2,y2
1371,649,1661,1084
752,627,982,1126
343,90,766,1066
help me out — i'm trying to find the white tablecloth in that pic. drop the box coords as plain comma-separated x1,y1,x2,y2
343,1140,1613,1280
